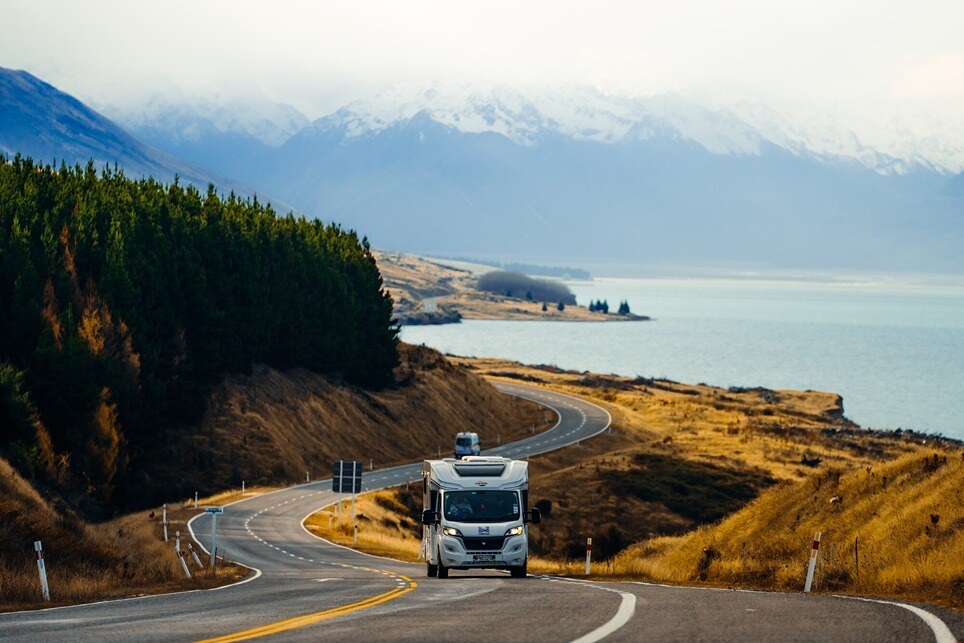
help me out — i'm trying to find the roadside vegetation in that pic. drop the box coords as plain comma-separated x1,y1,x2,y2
609,450,963,608
308,356,961,608
0,455,247,611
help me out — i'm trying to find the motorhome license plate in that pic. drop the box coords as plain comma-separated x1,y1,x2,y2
472,554,496,562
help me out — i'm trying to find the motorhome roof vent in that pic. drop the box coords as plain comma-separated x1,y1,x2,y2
452,463,506,477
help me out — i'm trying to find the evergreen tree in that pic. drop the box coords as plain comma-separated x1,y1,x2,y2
601,299,609,314
541,302,548,312
557,301,565,311
0,156,400,509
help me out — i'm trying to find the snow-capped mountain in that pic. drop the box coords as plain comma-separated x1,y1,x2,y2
101,92,308,146
3,70,960,272
300,85,962,174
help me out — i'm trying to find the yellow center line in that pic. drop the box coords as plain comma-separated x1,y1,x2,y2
197,574,417,642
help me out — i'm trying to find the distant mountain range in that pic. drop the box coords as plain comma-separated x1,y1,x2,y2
0,68,264,197
3,68,961,272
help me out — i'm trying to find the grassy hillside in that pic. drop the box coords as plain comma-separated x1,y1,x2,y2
310,357,959,607
145,344,553,498
0,456,245,610
0,157,396,513
611,450,963,608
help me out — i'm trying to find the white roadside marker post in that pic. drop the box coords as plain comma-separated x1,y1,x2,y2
585,537,592,576
306,471,310,483
162,503,168,542
174,531,192,579
354,524,358,545
188,543,203,568
804,531,822,593
370,458,373,472
241,480,245,495
34,541,50,601
194,491,198,510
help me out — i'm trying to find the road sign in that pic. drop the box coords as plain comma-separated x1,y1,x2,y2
332,460,363,493
203,506,224,514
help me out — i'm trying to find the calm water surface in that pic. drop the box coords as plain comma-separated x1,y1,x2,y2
401,277,964,439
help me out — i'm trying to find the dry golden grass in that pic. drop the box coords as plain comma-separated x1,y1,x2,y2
460,357,926,480
158,344,552,495
605,450,963,609
305,491,422,562
306,358,959,608
0,458,248,612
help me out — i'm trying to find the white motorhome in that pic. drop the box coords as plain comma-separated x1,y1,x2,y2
421,456,540,578
453,431,480,459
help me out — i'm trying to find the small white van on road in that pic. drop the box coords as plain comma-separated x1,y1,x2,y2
421,456,540,579
453,432,480,459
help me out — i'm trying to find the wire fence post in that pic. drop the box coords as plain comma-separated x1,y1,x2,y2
34,541,50,601
854,535,859,579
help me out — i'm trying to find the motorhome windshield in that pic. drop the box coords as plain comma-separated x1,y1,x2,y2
443,490,519,523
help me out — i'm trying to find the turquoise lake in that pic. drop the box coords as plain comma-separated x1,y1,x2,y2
401,277,964,440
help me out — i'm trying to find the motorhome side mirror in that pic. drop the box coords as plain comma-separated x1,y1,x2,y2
421,510,437,525
527,508,541,525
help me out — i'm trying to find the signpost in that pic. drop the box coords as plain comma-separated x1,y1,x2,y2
332,460,363,519
204,506,224,569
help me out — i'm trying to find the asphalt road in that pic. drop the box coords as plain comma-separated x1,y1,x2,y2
0,382,959,642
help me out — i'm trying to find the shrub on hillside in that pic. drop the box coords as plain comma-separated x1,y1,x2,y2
476,271,576,305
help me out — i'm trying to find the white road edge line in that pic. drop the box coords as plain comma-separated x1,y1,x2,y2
830,595,956,643
562,583,636,643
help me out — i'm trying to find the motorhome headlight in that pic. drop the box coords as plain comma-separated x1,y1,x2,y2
505,526,524,537
442,527,462,537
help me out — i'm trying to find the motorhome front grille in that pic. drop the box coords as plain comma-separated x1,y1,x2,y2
461,537,505,551
453,464,505,477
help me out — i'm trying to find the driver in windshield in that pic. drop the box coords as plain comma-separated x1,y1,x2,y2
447,495,474,520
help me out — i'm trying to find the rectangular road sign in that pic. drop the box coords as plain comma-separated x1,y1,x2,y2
332,460,363,493
203,507,224,514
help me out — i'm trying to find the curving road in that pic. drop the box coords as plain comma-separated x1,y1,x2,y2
0,382,959,642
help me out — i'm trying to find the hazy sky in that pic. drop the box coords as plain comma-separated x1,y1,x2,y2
2,0,962,126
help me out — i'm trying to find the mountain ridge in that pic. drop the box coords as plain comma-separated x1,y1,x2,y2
0,68,286,206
